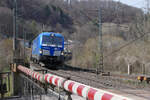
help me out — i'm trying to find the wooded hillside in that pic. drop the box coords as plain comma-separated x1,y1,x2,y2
0,0,143,40
0,0,149,74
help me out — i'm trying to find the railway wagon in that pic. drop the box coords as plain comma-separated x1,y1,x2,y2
31,32,65,65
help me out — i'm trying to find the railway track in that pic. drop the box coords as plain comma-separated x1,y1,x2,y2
30,62,115,89
29,62,150,100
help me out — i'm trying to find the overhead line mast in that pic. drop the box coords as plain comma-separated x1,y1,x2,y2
13,0,18,60
146,0,150,14
97,1,104,74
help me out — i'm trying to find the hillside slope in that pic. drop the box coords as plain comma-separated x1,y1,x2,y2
0,0,143,40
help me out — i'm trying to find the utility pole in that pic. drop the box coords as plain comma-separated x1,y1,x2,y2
67,0,69,4
68,0,72,6
97,3,104,74
117,0,120,24
23,28,26,65
12,0,21,96
146,0,150,14
66,0,71,5
13,0,18,60
115,0,121,38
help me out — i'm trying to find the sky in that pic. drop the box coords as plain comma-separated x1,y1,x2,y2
114,0,146,9
67,0,147,11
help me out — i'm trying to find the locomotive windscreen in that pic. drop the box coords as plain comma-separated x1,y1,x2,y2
42,35,63,45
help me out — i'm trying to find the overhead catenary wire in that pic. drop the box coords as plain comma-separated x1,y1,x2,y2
104,31,149,58
104,6,147,58
65,0,147,62
101,1,147,58
23,0,147,59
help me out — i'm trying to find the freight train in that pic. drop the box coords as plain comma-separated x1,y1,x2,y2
31,32,65,65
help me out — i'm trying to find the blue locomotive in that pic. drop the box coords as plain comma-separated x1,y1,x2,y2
31,32,64,65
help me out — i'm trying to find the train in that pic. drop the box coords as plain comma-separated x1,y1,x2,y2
31,32,65,65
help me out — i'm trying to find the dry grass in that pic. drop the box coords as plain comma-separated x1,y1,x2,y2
71,33,150,75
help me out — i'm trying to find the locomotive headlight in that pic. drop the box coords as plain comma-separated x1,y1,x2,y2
61,52,64,55
39,49,43,54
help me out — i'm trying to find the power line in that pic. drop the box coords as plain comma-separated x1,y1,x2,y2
102,0,146,58
104,32,149,58
104,11,146,58
67,0,146,72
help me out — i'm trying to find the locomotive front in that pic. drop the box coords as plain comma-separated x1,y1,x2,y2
40,32,64,64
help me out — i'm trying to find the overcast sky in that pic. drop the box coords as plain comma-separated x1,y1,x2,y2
114,0,146,9
69,0,146,10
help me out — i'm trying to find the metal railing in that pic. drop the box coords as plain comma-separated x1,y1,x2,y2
15,65,134,100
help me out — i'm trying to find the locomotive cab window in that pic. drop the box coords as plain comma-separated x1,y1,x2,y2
42,35,63,45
